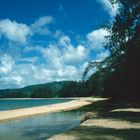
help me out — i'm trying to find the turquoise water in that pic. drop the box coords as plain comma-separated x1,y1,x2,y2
0,99,84,140
0,99,73,111
0,110,84,140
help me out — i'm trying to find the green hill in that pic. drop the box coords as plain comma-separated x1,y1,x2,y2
0,81,75,98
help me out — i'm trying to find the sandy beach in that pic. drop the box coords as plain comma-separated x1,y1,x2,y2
0,97,106,123
49,101,140,140
48,117,140,140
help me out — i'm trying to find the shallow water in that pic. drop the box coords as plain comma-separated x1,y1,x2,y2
0,99,73,111
0,110,85,140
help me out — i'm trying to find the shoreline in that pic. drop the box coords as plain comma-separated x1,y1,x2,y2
0,97,106,124
0,97,81,100
48,100,140,140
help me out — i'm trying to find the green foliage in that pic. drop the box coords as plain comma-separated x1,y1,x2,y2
0,91,28,98
0,81,72,98
30,87,53,98
0,81,92,98
59,81,90,97
83,0,140,101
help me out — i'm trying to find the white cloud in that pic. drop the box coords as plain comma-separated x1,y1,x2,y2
0,26,110,89
59,35,71,47
35,35,89,66
0,16,54,44
0,36,89,89
2,34,88,88
59,36,89,64
98,0,119,17
33,65,79,82
0,14,114,89
34,68,53,81
0,61,82,89
63,45,89,65
31,16,54,35
57,65,77,78
54,30,64,39
87,28,109,50
0,54,15,74
11,75,23,85
0,19,30,43
33,16,53,27
19,57,38,63
96,51,109,61
36,44,63,69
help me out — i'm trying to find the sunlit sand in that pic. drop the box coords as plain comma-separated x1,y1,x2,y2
0,97,106,123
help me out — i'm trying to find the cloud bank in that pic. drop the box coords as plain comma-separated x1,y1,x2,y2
0,15,110,89
0,19,30,43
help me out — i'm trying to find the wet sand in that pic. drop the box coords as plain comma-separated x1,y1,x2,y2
0,97,106,123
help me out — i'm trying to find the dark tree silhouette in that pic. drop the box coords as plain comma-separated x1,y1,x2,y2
83,0,140,101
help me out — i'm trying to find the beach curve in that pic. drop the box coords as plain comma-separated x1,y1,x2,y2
0,97,105,123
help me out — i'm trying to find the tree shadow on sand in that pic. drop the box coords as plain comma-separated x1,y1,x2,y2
63,99,140,140
64,126,140,140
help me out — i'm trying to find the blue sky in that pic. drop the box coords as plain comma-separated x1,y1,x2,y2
0,0,118,89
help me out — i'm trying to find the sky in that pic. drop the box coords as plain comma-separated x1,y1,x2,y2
0,0,118,89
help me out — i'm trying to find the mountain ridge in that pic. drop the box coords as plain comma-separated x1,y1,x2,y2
0,81,76,98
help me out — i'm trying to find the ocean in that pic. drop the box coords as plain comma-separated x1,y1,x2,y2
0,98,73,111
0,98,85,140
0,110,85,140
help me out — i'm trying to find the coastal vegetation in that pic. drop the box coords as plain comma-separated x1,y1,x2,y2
84,0,140,101
0,81,74,98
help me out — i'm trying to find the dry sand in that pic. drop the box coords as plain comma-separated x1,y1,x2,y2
0,97,106,123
